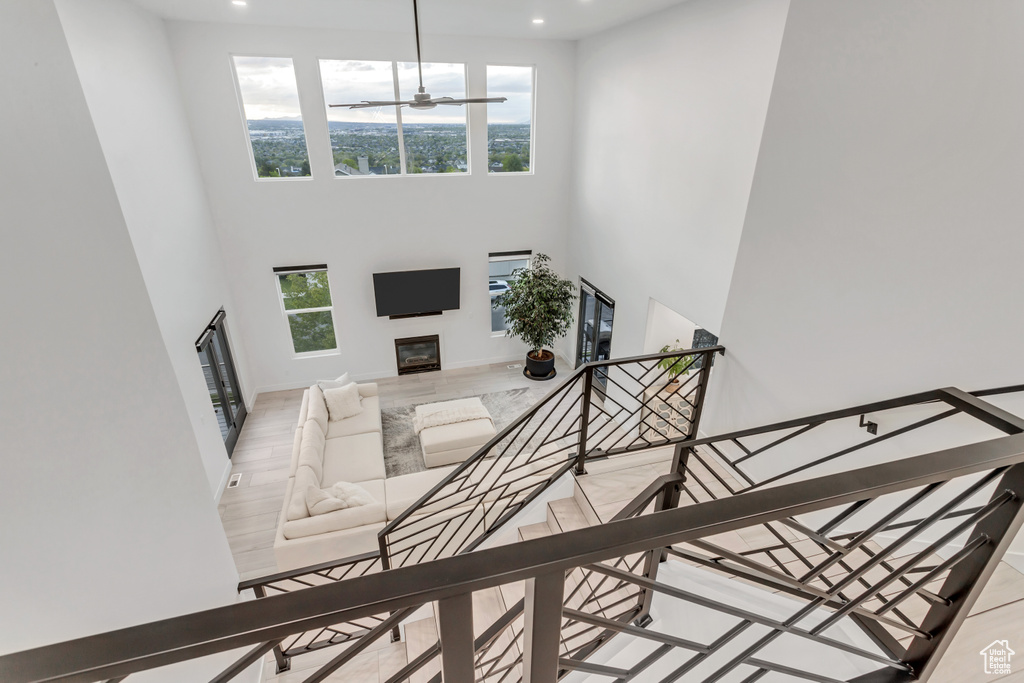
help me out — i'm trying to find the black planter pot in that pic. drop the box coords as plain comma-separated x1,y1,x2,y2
525,350,556,380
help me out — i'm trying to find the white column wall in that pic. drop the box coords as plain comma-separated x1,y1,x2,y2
55,0,252,497
703,0,1024,564
0,0,241,657
706,0,1024,432
565,0,791,361
166,21,577,392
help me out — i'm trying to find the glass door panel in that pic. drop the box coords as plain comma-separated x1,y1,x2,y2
198,345,229,439
197,310,246,457
575,280,615,388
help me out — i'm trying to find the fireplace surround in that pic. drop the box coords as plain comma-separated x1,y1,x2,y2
395,335,441,375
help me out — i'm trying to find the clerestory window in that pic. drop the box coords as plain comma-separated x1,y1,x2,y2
320,60,469,176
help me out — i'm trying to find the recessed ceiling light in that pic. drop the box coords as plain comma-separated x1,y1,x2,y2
532,18,544,24
232,0,247,5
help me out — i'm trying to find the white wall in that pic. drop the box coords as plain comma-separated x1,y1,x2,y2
565,0,790,362
0,0,241,657
642,299,700,354
701,0,1024,564
56,0,251,497
704,0,1024,433
165,21,578,393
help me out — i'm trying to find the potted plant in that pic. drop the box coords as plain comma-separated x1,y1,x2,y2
657,339,695,390
494,253,577,380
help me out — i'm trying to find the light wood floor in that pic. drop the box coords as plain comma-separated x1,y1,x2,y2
218,358,573,581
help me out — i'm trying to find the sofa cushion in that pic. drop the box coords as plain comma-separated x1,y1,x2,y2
287,465,321,521
283,479,386,539
384,466,459,520
326,396,382,438
307,385,330,435
324,383,363,421
419,418,496,455
357,382,379,398
298,421,326,480
323,431,386,484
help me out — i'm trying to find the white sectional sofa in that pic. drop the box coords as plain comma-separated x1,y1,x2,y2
273,382,457,571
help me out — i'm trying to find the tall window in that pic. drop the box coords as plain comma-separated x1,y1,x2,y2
320,60,468,176
232,56,312,179
274,266,337,355
489,251,531,333
487,66,534,174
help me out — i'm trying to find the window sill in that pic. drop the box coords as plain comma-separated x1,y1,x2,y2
292,349,340,360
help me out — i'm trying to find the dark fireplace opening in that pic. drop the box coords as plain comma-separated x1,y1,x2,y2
395,335,441,375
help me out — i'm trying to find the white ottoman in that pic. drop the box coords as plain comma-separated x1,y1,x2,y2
416,398,498,468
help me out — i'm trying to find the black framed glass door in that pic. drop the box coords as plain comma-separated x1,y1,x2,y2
197,309,246,456
575,279,615,387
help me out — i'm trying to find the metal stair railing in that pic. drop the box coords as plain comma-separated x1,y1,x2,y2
3,388,1023,682
378,346,725,569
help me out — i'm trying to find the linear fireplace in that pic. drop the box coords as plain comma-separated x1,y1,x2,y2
395,335,441,375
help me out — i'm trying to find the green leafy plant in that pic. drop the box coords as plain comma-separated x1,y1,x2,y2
657,339,695,382
493,253,577,358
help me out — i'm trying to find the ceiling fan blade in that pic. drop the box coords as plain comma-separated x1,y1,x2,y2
434,97,509,105
329,101,411,109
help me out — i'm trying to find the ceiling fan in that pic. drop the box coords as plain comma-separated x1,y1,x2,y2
329,0,507,111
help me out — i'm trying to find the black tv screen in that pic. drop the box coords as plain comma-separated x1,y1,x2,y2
373,268,461,317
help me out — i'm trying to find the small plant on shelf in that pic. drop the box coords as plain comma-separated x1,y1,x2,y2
657,339,695,386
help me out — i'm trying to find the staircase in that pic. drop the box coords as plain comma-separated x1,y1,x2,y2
259,492,601,682
5,360,1024,683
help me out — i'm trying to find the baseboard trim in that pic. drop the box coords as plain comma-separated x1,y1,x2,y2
212,458,233,505
251,355,538,397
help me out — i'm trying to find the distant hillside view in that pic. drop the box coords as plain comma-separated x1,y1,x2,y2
245,119,530,177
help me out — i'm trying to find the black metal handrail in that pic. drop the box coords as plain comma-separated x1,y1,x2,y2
4,417,1023,683
377,346,725,569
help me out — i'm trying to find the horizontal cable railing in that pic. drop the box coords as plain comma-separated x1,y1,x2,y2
378,346,725,569
4,410,1023,682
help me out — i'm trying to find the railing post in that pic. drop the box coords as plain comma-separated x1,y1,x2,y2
687,349,717,441
575,365,595,475
251,586,290,674
523,571,565,683
437,592,475,683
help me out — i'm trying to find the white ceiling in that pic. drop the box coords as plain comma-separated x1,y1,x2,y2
127,0,690,41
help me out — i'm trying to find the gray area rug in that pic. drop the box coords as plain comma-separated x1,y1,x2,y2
381,387,550,477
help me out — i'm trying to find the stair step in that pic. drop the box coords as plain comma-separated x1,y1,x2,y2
547,498,590,533
404,616,441,683
518,521,554,541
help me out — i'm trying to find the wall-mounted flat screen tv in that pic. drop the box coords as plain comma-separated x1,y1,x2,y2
373,268,461,318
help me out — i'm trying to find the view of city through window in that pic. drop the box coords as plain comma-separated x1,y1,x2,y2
232,58,534,178
320,60,469,175
487,65,534,173
232,56,312,179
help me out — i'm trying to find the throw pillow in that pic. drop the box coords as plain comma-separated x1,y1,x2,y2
305,486,347,516
327,481,377,507
323,382,363,421
317,372,352,392
304,481,377,516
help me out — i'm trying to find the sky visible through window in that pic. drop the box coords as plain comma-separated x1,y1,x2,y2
321,60,469,175
232,57,534,179
232,56,311,178
488,66,533,173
